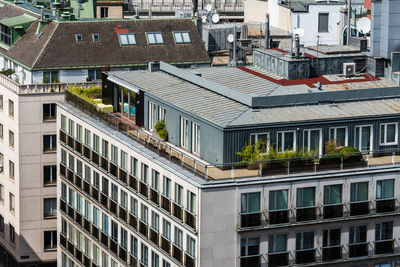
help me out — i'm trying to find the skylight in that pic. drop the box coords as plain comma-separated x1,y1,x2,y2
173,32,191,44
119,33,136,46
75,34,83,42
146,32,164,45
92,34,100,41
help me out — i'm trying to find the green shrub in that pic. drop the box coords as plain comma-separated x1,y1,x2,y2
158,128,168,140
68,86,102,103
237,142,262,162
338,146,362,162
154,120,168,141
0,69,14,77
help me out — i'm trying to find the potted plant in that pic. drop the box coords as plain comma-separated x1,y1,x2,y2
154,120,168,142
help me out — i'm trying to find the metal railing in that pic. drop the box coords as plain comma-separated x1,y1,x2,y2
65,90,400,183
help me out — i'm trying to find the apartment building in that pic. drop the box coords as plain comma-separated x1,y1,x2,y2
58,56,400,267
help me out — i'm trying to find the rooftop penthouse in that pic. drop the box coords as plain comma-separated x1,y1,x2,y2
62,52,400,182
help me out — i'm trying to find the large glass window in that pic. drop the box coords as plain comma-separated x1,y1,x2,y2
141,243,149,266
241,192,260,214
329,127,347,146
350,182,368,202
250,132,270,152
186,235,196,258
349,225,367,244
44,165,56,185
148,102,157,131
268,234,287,253
375,221,393,241
324,185,342,205
323,228,341,247
146,32,164,44
174,227,183,248
241,237,259,257
304,129,322,154
44,198,56,217
119,33,136,45
296,231,314,250
43,135,57,152
180,117,189,149
43,103,56,121
173,32,191,43
175,184,183,206
151,169,159,191
163,176,171,198
355,125,372,152
192,122,200,154
43,71,59,83
44,230,57,250
269,190,288,211
187,191,196,214
296,187,315,208
376,179,394,200
380,123,397,145
162,219,171,240
277,131,296,152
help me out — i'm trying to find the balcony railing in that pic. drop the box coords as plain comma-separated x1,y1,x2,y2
91,187,99,202
83,254,91,267
83,145,91,159
75,140,82,154
267,251,289,267
172,244,183,263
129,254,138,267
100,193,108,208
295,249,316,264
296,207,316,222
74,174,82,188
129,213,138,230
83,218,91,233
172,202,183,221
185,210,196,230
149,228,159,245
375,239,394,254
269,209,289,225
91,226,100,240
65,90,400,182
349,242,369,257
350,201,370,216
100,157,109,172
119,206,127,222
139,181,148,198
67,169,74,182
60,233,67,248
100,232,109,247
139,220,148,237
150,188,160,205
322,246,342,261
60,163,66,177
60,199,67,213
323,204,343,219
240,255,261,267
109,199,118,215
161,195,171,213
184,253,195,267
240,212,262,228
119,246,128,262
59,130,66,143
67,135,74,147
110,162,118,178
109,238,118,254
376,199,396,213
92,151,99,165
119,169,128,184
160,235,171,254
129,175,138,191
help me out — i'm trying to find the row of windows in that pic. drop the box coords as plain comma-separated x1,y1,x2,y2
60,117,197,214
0,95,14,118
249,123,398,154
0,215,15,245
61,183,196,259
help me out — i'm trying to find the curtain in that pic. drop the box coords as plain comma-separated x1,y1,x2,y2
336,128,346,146
310,130,320,152
361,127,371,151
387,124,396,143
269,190,287,210
324,185,342,205
350,182,368,202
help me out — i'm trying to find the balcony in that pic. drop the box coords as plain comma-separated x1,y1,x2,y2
129,254,138,267
296,207,316,222
67,135,74,148
100,232,109,247
92,151,99,165
75,140,82,154
184,253,195,267
150,188,159,205
129,213,138,230
83,180,90,195
240,255,260,267
350,201,370,216
83,254,91,267
172,244,183,263
83,145,91,159
240,212,262,228
161,195,171,213
67,205,74,218
83,218,91,233
75,249,82,263
139,181,148,198
67,241,74,255
109,238,118,254
110,162,118,178
91,187,99,202
75,211,83,225
109,199,118,215
60,199,67,213
67,169,74,183
119,206,127,222
129,175,138,191
322,246,342,261
173,202,183,221
100,156,108,172
323,204,343,219
91,226,100,240
295,249,316,264
59,130,66,143
185,210,196,230
60,234,67,248
349,242,368,258
376,199,396,213
60,164,66,177
160,235,171,254
119,246,127,262
268,252,289,267
119,169,128,184
375,240,394,254
100,193,108,209
74,174,82,188
149,228,159,246
139,220,148,237
269,210,289,225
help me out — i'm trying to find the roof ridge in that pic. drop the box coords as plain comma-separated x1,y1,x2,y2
31,21,59,69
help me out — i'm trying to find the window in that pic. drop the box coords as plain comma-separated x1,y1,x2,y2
0,184,3,203
121,190,128,210
88,69,101,81
43,103,56,120
146,32,164,44
0,95,3,110
304,129,322,154
277,131,296,152
186,235,196,258
376,179,394,200
43,135,57,152
111,220,118,242
162,219,171,240
121,227,128,249
269,234,287,253
141,163,148,184
92,34,100,41
75,34,83,41
151,251,159,267
111,183,118,202
84,165,91,183
380,123,397,145
102,139,109,159
61,183,67,201
350,182,368,202
9,193,14,213
163,176,171,198
375,221,393,241
159,107,166,121
44,165,57,185
93,244,99,265
9,161,14,180
318,13,329,32
296,231,314,251
76,194,83,214
175,184,183,206
323,228,341,247
0,153,3,173
130,196,138,216
0,123,3,139
241,192,260,214
0,24,11,45
0,216,4,234
44,198,56,218
111,144,118,165
151,170,159,191
102,252,109,267
174,227,183,248
100,7,109,18
9,130,14,148
329,127,348,146
141,204,148,224
269,189,288,211
180,117,189,149
187,191,196,214
84,129,91,147
111,260,118,267
296,187,315,208
43,71,59,83
148,102,157,131
68,154,75,171
192,123,200,154
151,211,159,232
324,184,342,205
131,156,138,177
121,151,128,170
131,235,138,258
355,125,372,152
62,252,67,267
76,124,82,142
241,237,259,257
173,32,191,43
44,230,57,250
349,225,367,244
84,200,92,221
9,224,15,244
93,207,100,228
141,243,149,266
102,213,109,235
68,188,75,207
162,260,170,267
61,115,67,131
84,236,91,257
250,132,270,152
119,33,136,45
93,134,99,153
68,119,74,137
93,171,100,189
8,100,14,117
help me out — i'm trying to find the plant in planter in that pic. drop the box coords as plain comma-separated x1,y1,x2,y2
154,120,168,141
319,139,362,164
237,141,267,169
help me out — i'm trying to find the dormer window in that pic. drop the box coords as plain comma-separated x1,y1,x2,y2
75,34,83,42
92,34,100,41
118,33,136,46
0,24,11,45
173,31,191,44
146,32,163,45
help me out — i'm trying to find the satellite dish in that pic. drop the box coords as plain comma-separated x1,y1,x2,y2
211,13,220,24
357,17,371,33
293,28,304,37
206,4,212,12
201,15,207,23
227,33,234,43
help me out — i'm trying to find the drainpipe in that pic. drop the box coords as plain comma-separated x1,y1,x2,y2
347,0,351,45
265,14,270,49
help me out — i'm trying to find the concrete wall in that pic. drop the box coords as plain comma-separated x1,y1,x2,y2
96,5,123,19
244,0,268,23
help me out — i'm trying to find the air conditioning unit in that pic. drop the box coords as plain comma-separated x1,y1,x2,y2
343,63,356,77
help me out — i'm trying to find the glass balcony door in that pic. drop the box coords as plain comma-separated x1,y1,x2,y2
355,126,372,153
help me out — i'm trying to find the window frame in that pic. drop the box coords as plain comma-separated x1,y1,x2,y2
380,122,398,146
192,122,200,155
173,31,191,44
318,12,329,33
277,130,296,152
180,117,189,149
303,128,322,154
329,126,348,146
146,32,164,45
118,33,136,46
